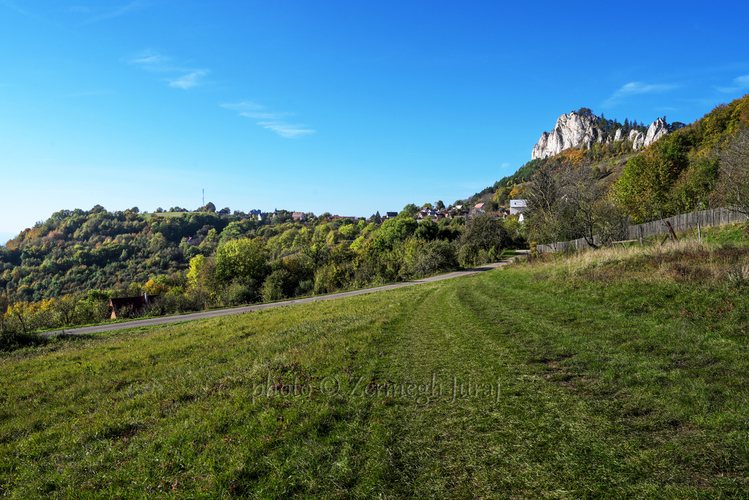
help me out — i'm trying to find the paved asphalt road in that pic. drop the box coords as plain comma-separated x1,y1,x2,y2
42,251,528,337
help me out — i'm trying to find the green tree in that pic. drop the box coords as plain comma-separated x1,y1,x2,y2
715,128,749,216
402,240,458,278
461,213,510,255
0,295,9,333
613,132,692,223
261,269,292,302
524,161,567,245
215,237,270,286
401,204,419,217
52,293,81,326
373,217,417,251
187,255,207,289
414,220,438,240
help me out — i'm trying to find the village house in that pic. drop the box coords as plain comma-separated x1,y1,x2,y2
108,294,159,320
510,199,527,215
468,203,486,218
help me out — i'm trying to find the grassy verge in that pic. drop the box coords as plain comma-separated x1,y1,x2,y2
2,232,748,498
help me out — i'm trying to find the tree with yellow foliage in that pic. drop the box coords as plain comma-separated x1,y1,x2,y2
509,185,527,199
143,278,169,296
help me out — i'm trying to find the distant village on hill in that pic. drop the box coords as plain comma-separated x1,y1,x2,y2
156,199,527,225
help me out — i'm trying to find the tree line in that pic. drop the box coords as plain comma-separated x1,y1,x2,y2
0,206,525,345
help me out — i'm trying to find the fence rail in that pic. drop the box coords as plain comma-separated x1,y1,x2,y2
537,208,748,254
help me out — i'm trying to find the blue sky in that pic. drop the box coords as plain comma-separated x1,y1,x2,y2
2,0,748,238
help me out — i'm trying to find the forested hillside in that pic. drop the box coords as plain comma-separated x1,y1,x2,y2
0,203,523,337
613,94,749,222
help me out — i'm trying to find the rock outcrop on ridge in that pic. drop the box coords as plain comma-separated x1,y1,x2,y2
531,111,602,160
643,117,669,148
531,112,670,160
629,129,645,151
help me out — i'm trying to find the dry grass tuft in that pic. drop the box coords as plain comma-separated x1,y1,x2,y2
518,229,749,288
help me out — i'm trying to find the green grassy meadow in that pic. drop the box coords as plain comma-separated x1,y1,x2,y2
2,227,749,498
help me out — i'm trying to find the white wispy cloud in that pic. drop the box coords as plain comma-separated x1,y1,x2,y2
129,50,168,66
603,81,678,107
219,101,263,111
221,101,315,138
716,74,749,93
78,1,145,25
615,82,678,96
220,102,290,119
240,111,291,120
257,122,315,138
130,50,209,90
168,70,208,90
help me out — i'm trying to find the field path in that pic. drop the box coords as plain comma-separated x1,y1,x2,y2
42,251,527,337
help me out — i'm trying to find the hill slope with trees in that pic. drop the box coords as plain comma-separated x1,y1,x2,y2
0,204,523,339
484,94,749,247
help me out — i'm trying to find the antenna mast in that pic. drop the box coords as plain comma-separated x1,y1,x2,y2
202,189,205,208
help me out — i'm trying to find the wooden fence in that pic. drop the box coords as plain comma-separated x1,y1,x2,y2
537,208,748,253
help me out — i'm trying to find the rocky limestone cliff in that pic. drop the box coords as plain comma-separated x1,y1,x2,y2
629,129,645,150
531,112,670,159
629,118,669,151
531,111,602,160
643,117,669,148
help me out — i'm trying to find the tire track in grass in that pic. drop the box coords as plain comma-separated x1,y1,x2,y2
375,270,685,497
452,269,749,497
452,272,634,496
369,279,522,497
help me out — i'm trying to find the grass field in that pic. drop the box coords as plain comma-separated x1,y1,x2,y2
2,227,749,498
